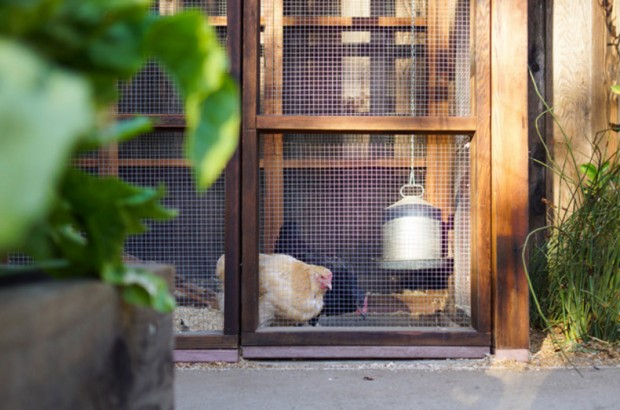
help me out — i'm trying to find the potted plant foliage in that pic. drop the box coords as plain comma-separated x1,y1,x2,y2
0,0,239,407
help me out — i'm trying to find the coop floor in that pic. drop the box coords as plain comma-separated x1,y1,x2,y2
314,310,471,328
173,306,471,334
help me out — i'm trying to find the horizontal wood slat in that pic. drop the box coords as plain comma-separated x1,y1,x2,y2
255,116,478,134
242,346,490,359
175,334,238,349
260,158,427,169
280,16,427,28
208,16,427,28
243,329,490,347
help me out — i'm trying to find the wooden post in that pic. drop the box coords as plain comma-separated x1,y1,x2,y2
426,0,456,220
241,0,261,333
262,0,284,254
223,0,243,337
491,0,529,360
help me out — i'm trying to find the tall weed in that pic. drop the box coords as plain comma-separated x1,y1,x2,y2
525,78,620,343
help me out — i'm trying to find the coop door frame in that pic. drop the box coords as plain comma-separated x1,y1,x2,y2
238,0,528,358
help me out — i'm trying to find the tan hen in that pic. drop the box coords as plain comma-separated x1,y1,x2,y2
216,253,332,327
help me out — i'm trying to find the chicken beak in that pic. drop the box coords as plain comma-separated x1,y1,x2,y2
324,271,333,290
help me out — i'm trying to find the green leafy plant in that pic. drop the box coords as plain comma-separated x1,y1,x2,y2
0,0,240,313
525,77,620,344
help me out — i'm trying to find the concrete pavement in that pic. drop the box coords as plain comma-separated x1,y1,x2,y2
175,361,620,409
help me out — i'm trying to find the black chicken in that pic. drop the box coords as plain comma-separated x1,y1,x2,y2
274,221,368,325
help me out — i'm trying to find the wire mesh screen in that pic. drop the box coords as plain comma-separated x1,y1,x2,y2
258,133,471,328
118,130,226,333
117,0,228,115
260,0,470,116
114,0,230,333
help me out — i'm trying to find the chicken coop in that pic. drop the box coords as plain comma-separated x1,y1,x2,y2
109,0,529,361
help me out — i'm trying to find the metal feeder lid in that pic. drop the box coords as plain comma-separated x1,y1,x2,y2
384,194,442,222
386,194,435,209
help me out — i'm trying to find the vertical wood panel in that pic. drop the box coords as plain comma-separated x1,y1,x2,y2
553,1,595,210
243,0,259,126
241,0,260,333
426,1,456,220
262,0,284,253
491,0,529,350
471,0,492,334
223,0,243,337
241,128,259,333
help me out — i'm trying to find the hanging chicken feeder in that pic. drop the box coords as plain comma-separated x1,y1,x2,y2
379,136,445,270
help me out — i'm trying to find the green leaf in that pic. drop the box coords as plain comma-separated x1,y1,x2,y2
146,12,229,98
580,163,599,182
80,117,153,151
612,85,620,95
61,170,176,264
0,39,94,250
0,0,62,36
187,77,241,188
24,169,176,276
87,19,149,77
103,264,176,313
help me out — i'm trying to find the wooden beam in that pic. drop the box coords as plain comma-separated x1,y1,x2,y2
256,115,477,133
241,0,260,334
470,0,492,335
280,16,428,28
175,334,239,349
210,16,428,28
241,130,260,334
262,135,284,253
261,0,285,254
491,0,529,352
426,0,457,221
242,346,490,359
243,328,490,346
259,158,427,169
223,0,242,338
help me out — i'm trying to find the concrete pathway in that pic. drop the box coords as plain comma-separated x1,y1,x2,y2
175,361,620,409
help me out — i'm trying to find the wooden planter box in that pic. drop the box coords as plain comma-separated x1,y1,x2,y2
0,265,175,409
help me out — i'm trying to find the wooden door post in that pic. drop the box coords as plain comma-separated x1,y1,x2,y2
491,0,530,361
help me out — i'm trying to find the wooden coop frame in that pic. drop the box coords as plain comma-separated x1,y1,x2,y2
112,0,529,361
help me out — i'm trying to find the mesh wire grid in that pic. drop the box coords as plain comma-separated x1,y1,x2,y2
259,133,471,328
117,1,228,115
260,0,470,116
117,2,228,333
119,131,226,333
